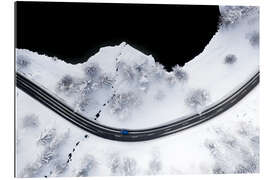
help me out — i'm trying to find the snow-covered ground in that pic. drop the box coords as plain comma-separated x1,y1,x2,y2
15,6,259,177
15,85,259,177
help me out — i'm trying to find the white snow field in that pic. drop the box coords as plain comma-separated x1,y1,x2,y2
16,6,259,177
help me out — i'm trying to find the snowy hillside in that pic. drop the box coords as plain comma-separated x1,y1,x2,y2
16,6,259,129
15,6,259,177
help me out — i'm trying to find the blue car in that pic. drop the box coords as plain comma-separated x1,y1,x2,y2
120,130,129,135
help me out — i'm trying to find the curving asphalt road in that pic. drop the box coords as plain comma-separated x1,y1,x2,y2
16,71,259,142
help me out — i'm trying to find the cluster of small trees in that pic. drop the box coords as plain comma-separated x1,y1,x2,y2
117,59,189,89
117,61,153,93
40,129,70,164
204,121,259,174
219,6,257,28
108,151,163,176
21,129,70,178
109,92,141,119
109,154,137,176
21,135,164,177
56,62,116,113
56,55,190,120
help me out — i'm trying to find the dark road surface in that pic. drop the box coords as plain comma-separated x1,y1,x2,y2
16,72,259,142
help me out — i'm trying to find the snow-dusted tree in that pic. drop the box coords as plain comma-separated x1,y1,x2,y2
51,159,69,176
122,157,137,176
172,65,188,82
204,138,229,174
72,80,100,113
81,80,93,96
40,129,70,165
247,31,259,47
38,128,56,145
152,62,166,80
109,153,122,175
185,89,210,112
204,139,219,158
16,54,30,70
212,164,226,174
75,155,97,177
84,62,101,79
22,114,39,128
81,98,92,112
109,154,137,176
148,154,162,175
224,54,237,64
134,63,145,74
40,148,55,164
57,75,74,92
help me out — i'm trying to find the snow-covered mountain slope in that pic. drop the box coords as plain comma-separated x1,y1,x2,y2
16,6,259,129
